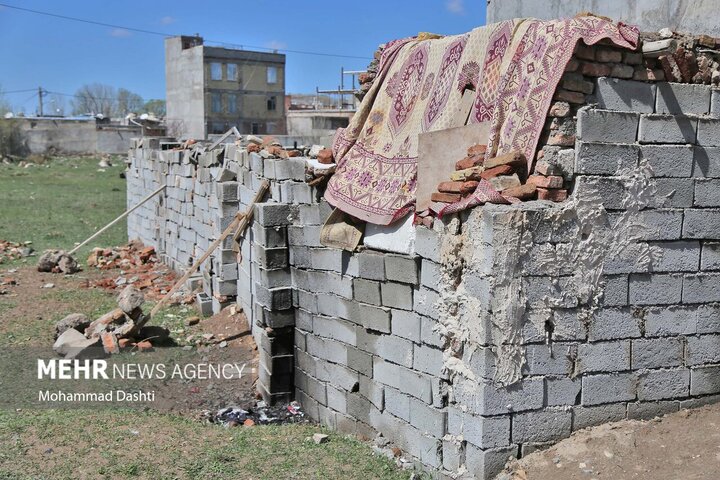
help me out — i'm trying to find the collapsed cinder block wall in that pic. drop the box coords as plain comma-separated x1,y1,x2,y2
127,39,720,480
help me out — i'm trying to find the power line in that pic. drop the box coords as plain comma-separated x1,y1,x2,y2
1,88,39,94
0,2,372,60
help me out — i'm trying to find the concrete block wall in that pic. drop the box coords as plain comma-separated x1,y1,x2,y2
126,49,720,480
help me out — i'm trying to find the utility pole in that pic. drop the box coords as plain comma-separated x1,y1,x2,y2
38,86,44,117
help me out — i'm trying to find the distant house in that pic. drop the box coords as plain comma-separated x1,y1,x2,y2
165,35,286,139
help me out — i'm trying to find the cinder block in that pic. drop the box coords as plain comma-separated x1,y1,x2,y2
573,176,626,209
312,315,356,345
686,334,720,365
255,285,293,310
420,259,442,291
415,225,442,263
216,181,239,202
694,147,720,177
653,178,694,208
414,287,440,319
638,114,698,144
690,365,720,395
385,255,419,285
620,209,684,241
409,397,447,438
594,77,656,113
582,372,637,406
352,278,381,305
702,242,720,270
453,378,544,416
373,357,432,403
391,309,422,343
627,400,680,420
575,142,639,175
252,222,287,248
523,343,574,376
655,82,711,115
697,118,720,147
384,386,410,421
577,108,639,143
413,344,445,377
356,251,385,281
572,403,627,430
346,346,373,377
309,247,343,272
637,368,690,401
381,282,414,310
255,202,294,226
512,408,572,443
588,307,641,341
694,179,720,207
546,377,581,406
442,439,465,472
628,273,683,305
464,444,518,480
640,145,694,177
420,314,448,348
683,273,720,303
648,240,701,271
315,357,360,392
360,332,413,368
577,341,631,373
697,304,720,334
306,335,347,365
712,89,720,118
457,411,510,449
632,337,684,370
254,245,288,269
350,303,391,333
359,375,384,410
644,305,697,337
602,275,629,306
683,209,720,239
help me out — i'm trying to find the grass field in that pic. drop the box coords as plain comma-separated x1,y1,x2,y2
0,156,408,479
0,156,128,266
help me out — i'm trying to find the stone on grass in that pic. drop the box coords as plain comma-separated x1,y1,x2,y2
54,313,90,339
53,328,105,359
313,433,329,444
117,285,144,314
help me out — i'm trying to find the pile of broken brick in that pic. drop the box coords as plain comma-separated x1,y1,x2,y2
83,243,190,304
243,135,336,185
426,144,567,216
0,240,34,264
53,285,169,359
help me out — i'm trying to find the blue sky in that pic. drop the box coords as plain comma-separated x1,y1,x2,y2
0,0,486,113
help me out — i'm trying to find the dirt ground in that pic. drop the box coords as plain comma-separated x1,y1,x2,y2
500,403,720,480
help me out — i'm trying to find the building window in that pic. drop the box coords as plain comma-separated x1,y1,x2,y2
267,66,278,84
227,63,238,81
210,62,222,80
267,96,277,111
211,93,222,113
228,94,238,114
251,123,261,134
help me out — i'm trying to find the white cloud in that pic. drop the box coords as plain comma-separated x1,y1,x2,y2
446,0,465,14
265,40,287,51
110,28,132,38
160,16,176,25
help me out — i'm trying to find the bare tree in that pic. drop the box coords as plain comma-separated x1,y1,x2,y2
116,88,144,116
143,99,166,117
0,85,13,115
71,83,116,117
47,93,66,116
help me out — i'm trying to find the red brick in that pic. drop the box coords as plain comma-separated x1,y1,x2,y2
547,133,576,147
318,148,334,164
633,67,665,82
484,151,526,170
673,48,697,83
101,332,120,354
431,192,461,203
548,101,571,117
596,49,623,63
455,155,483,171
611,64,634,79
537,188,568,202
659,55,683,82
574,43,595,61
503,183,537,200
467,144,487,157
135,340,154,352
565,59,580,72
527,175,564,189
699,35,718,49
480,165,513,179
247,144,261,153
554,89,586,104
561,73,595,94
438,181,478,194
623,52,644,65
581,62,612,77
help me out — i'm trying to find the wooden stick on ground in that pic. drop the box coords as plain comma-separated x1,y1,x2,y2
146,180,270,321
68,185,167,256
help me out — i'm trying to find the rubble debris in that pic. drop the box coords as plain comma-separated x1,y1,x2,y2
37,249,79,274
53,328,105,359
207,400,306,427
312,433,330,444
54,313,90,340
117,285,144,314
0,240,34,263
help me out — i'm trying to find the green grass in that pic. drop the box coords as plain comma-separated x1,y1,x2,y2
0,409,408,480
0,156,127,267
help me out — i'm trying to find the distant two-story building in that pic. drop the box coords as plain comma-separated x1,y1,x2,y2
165,35,286,139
